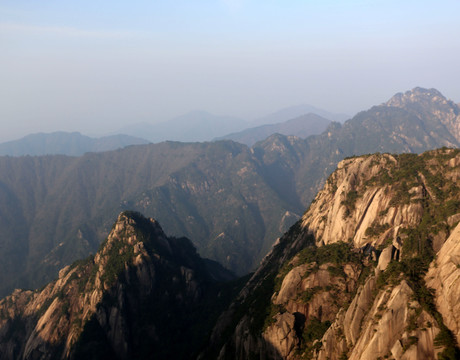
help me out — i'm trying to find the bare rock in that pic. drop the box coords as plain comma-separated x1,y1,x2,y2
426,222,460,344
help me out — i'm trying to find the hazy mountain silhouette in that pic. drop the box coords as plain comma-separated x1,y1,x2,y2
0,132,149,156
117,110,248,143
215,113,331,146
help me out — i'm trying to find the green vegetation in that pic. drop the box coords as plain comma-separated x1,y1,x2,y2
99,237,134,286
298,286,322,304
298,317,332,359
296,242,361,266
341,190,359,217
365,222,390,238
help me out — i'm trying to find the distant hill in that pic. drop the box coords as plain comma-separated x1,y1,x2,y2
117,110,248,143
215,113,331,146
251,103,349,126
0,132,149,156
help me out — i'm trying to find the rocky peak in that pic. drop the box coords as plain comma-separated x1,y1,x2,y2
0,211,234,360
386,87,447,108
385,87,460,143
97,211,172,262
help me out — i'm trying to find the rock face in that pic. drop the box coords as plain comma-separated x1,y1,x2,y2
426,222,460,344
203,148,460,360
0,211,235,360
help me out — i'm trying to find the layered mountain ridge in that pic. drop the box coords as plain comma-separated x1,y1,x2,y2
0,87,459,298
204,148,460,360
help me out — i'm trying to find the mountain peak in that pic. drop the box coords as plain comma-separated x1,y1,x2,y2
384,87,460,143
97,211,172,270
385,87,447,107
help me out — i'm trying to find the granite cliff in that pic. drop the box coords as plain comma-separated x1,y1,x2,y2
203,148,460,360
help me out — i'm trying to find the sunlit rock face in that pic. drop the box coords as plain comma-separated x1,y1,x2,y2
204,148,460,360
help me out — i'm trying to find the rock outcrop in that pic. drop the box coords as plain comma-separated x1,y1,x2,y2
0,211,235,360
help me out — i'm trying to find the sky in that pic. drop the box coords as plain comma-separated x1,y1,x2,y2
1,0,460,141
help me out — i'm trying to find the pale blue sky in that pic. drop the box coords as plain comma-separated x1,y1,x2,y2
1,0,460,140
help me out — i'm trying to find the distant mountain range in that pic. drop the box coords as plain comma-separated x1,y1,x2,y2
0,104,347,156
117,110,248,143
0,87,458,299
250,103,349,125
116,105,349,144
0,132,149,156
215,113,332,146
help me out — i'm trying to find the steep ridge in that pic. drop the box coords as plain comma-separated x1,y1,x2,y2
0,211,237,360
203,148,460,360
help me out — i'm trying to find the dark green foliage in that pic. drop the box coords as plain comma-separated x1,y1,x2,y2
299,287,322,304
341,190,359,217
100,239,134,286
435,327,460,360
299,317,331,359
365,222,390,237
296,242,361,266
303,317,331,343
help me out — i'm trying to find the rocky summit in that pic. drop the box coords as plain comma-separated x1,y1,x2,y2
203,148,460,360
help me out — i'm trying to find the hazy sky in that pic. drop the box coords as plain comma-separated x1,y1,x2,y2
1,0,460,141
